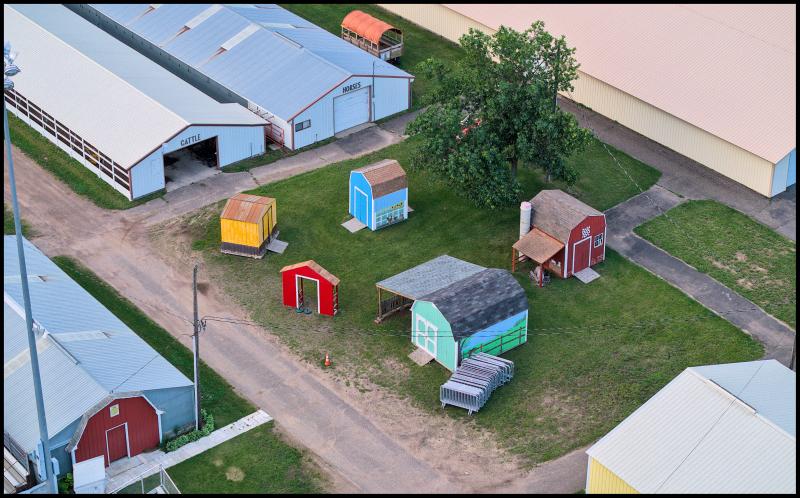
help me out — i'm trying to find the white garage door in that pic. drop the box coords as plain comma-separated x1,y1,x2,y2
334,86,370,133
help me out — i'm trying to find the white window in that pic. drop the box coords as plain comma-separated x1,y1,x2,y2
594,233,603,248
581,227,591,239
294,119,311,132
415,315,438,356
109,404,120,417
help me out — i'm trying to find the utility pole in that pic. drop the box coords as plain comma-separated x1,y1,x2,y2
192,264,202,430
4,43,57,494
790,335,796,372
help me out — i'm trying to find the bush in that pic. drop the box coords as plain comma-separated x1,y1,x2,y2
58,473,74,494
164,410,215,452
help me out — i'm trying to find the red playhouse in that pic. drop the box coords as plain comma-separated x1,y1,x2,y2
280,260,340,316
512,189,606,284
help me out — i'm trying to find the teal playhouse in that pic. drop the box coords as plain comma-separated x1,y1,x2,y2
375,255,529,372
349,159,408,230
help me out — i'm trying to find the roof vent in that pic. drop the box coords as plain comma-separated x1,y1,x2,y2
53,330,112,342
221,23,260,51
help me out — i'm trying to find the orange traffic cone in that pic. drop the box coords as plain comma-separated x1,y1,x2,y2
324,352,331,367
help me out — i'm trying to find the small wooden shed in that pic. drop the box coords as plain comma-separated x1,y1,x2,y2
349,159,408,231
341,10,403,61
280,260,340,316
411,268,528,372
512,190,606,280
220,193,277,259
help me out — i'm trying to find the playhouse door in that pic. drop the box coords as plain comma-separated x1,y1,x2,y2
355,189,368,224
572,237,591,274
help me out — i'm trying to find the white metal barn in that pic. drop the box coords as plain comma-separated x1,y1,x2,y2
3,4,267,200
71,4,415,150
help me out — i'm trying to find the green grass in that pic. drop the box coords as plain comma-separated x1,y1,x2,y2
167,422,325,494
4,203,33,237
635,200,796,329
51,256,255,428
177,136,762,466
7,113,163,210
281,4,465,107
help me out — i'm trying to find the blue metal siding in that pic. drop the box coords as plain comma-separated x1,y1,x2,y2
130,150,165,199
349,172,372,225
771,148,796,196
373,77,411,121
373,188,408,230
161,125,265,167
144,386,196,438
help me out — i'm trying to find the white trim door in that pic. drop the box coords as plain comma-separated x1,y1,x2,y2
296,275,321,314
414,315,438,357
572,236,592,274
354,186,369,225
334,86,370,133
105,422,130,465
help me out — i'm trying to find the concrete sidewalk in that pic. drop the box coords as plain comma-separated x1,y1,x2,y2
131,119,405,227
606,186,795,365
105,410,272,493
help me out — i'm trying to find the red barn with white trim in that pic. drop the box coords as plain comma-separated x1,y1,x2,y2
280,260,340,316
512,190,606,279
71,394,161,467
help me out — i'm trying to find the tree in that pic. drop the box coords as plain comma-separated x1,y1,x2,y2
407,21,592,208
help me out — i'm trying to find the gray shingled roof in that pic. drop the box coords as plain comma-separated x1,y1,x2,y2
419,268,528,340
376,255,485,300
530,190,603,243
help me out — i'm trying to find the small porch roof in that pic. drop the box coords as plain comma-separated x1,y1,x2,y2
513,228,565,264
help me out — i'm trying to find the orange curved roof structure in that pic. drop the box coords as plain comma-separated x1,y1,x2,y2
341,10,400,45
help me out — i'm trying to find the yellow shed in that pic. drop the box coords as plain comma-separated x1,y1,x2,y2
220,193,277,258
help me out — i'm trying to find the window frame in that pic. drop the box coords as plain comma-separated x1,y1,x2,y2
594,233,604,248
294,119,311,132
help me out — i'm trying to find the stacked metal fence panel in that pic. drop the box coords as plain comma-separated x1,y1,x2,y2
440,353,514,414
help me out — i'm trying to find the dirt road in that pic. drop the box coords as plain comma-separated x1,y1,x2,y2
5,135,589,493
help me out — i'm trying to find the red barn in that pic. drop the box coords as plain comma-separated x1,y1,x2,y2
71,395,161,467
512,190,606,280
280,260,340,316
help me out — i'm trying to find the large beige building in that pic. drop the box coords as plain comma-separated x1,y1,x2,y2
379,4,796,197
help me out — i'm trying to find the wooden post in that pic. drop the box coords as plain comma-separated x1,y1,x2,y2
375,286,382,323
511,248,517,272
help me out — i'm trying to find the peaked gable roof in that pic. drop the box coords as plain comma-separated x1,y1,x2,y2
530,190,603,243
587,360,796,494
280,260,340,286
352,159,407,198
220,193,275,223
419,268,528,340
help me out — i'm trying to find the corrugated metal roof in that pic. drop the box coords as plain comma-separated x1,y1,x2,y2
444,4,795,163
88,4,413,121
4,236,192,452
376,255,485,300
4,4,264,169
587,360,796,494
220,193,275,223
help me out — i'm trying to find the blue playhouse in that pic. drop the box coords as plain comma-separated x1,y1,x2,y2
349,159,408,230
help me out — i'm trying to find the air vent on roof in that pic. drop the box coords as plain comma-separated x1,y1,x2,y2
4,275,48,284
4,338,54,380
185,4,223,29
130,4,162,26
221,23,260,51
257,22,296,30
53,330,112,342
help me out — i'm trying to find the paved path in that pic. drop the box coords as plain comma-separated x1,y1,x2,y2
132,121,407,227
606,185,795,365
106,410,272,493
560,98,796,241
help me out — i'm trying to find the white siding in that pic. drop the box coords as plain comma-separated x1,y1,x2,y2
292,76,411,149
6,103,132,199
130,149,165,200
160,125,265,168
